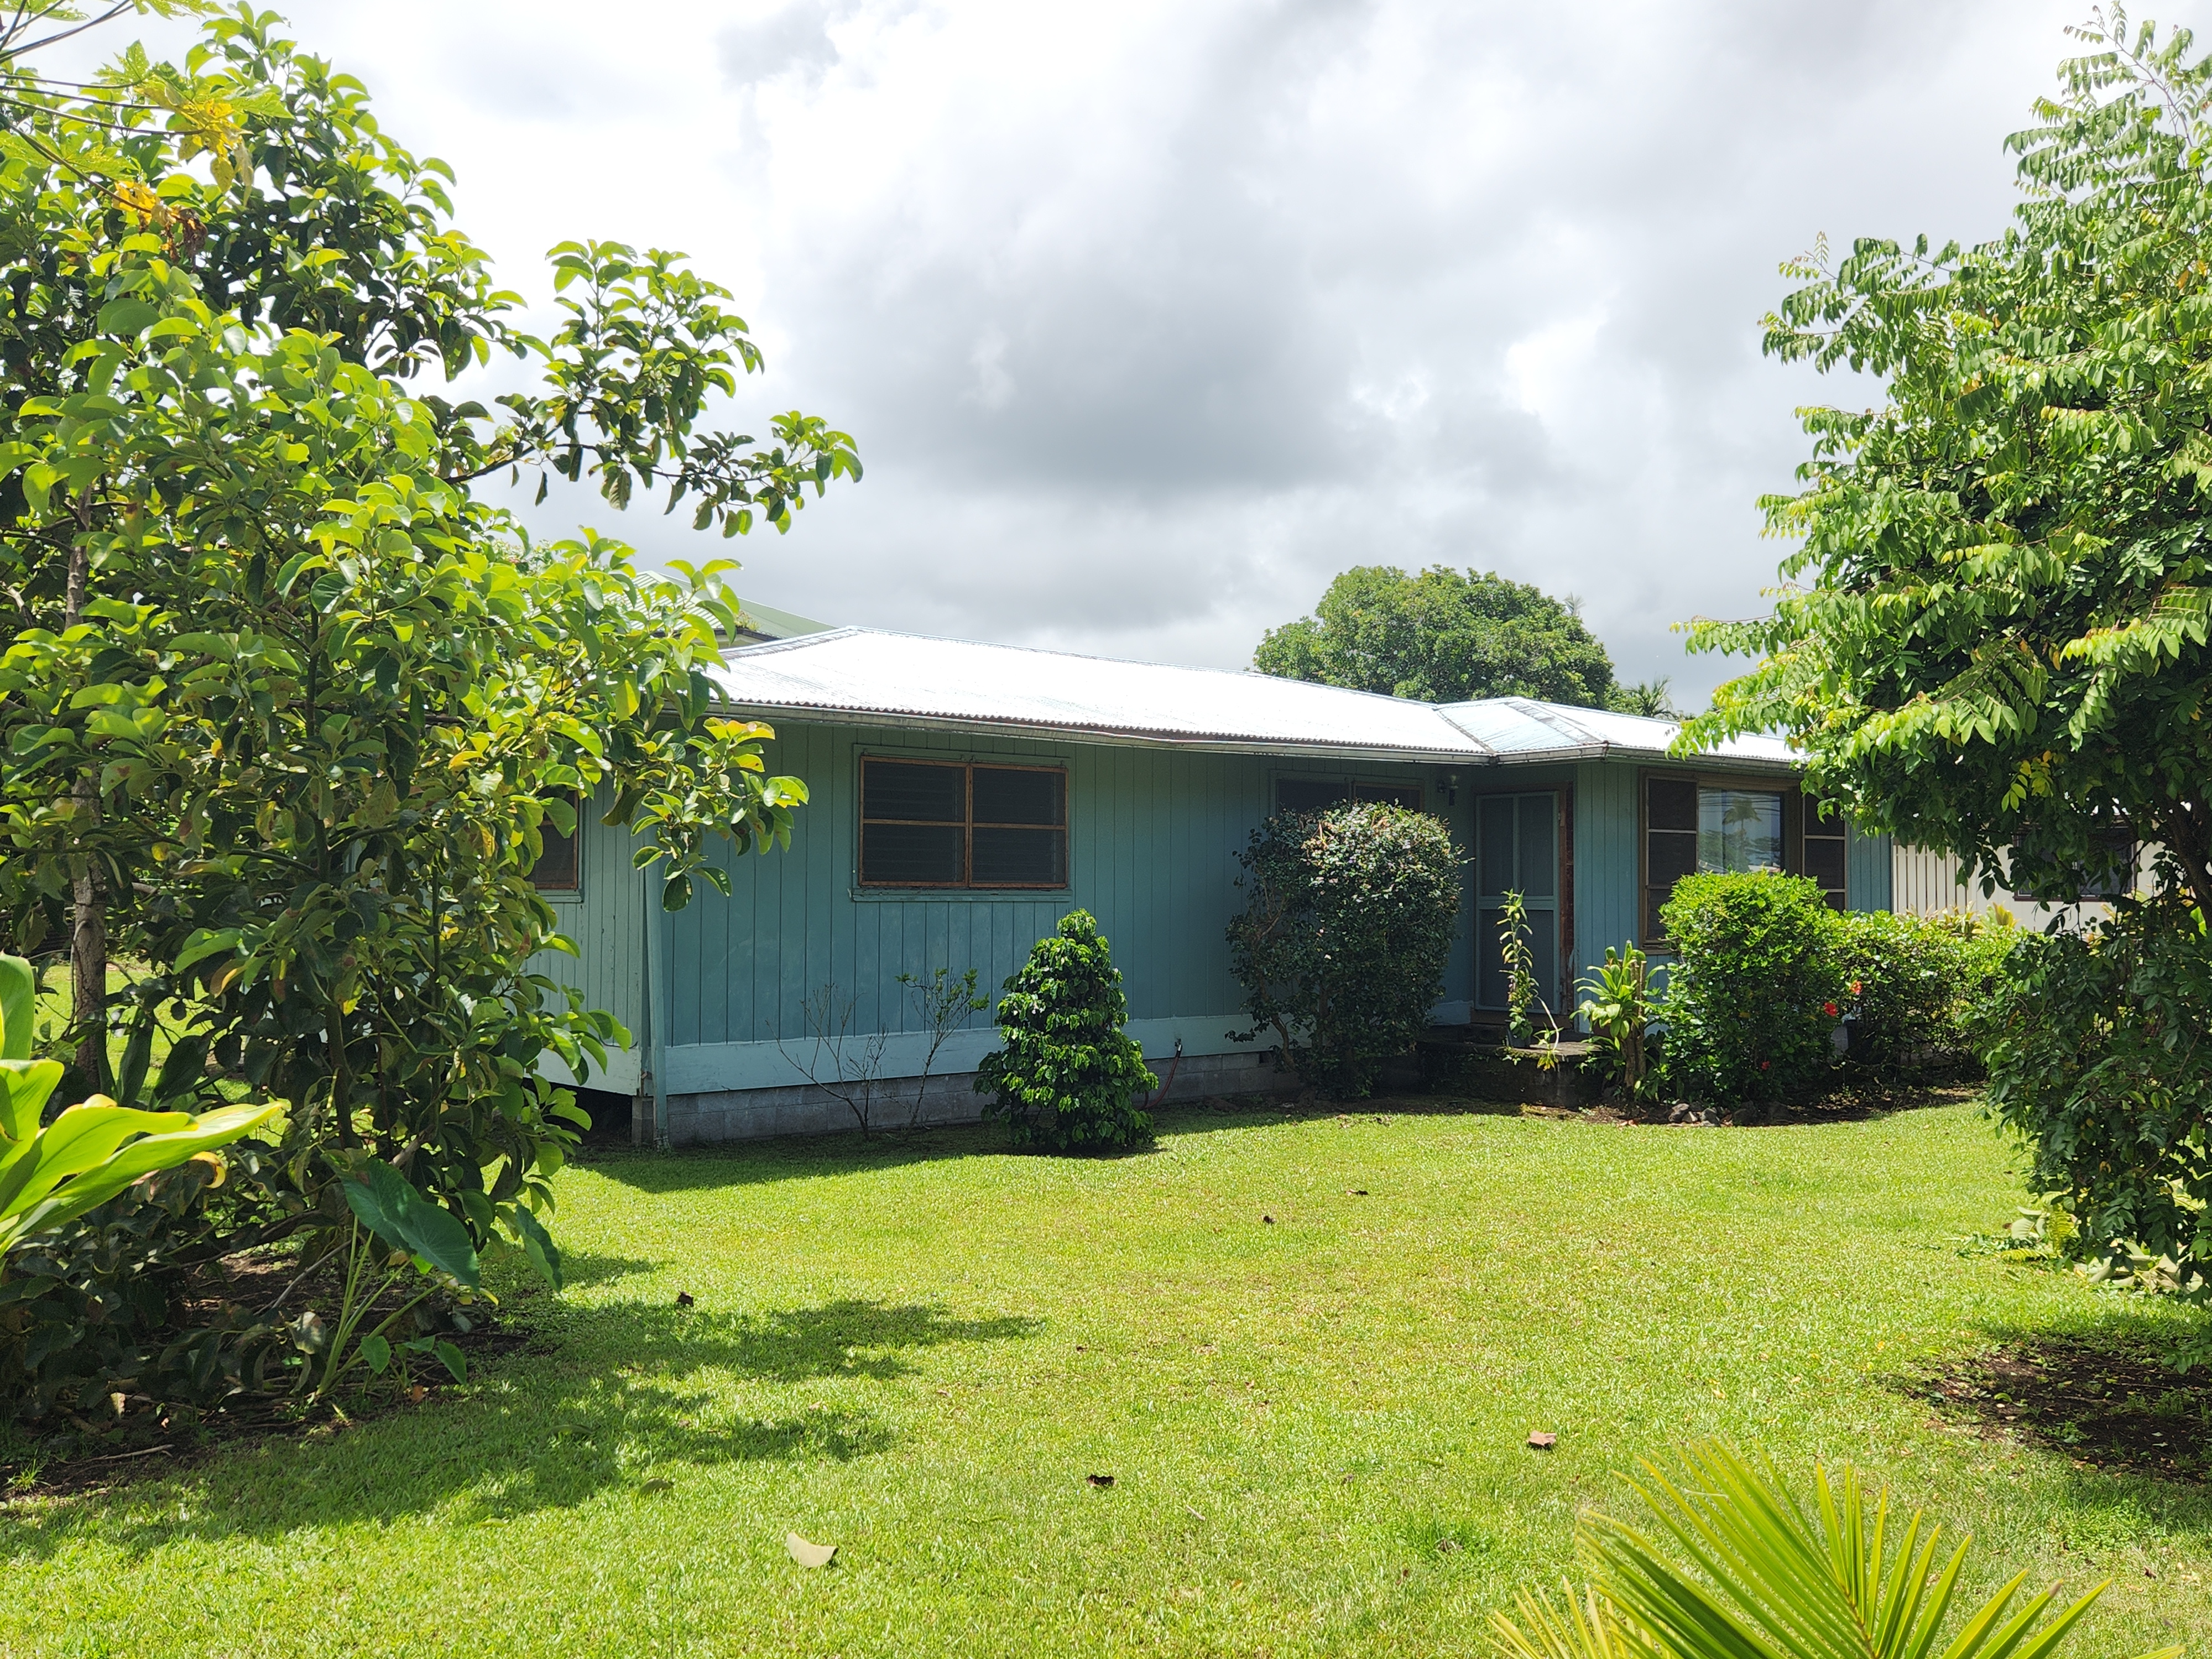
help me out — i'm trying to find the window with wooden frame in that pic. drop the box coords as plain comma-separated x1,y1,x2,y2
529,795,582,893
859,758,1068,888
1803,796,1849,911
1274,778,1425,813
1641,774,1794,942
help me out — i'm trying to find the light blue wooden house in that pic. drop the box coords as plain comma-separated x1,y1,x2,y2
528,627,1895,1144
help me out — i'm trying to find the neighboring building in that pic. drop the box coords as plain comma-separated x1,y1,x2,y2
1891,840,2152,928
529,628,1894,1144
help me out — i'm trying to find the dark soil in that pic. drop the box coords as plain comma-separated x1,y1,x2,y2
1914,1333,2212,1483
1,1294,544,1505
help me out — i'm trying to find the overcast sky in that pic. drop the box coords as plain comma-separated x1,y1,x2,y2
86,1,2117,697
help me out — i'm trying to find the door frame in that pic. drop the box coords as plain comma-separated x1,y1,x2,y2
1471,785,1573,1020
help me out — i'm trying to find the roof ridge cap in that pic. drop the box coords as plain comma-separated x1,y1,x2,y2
726,627,1489,709
722,625,864,659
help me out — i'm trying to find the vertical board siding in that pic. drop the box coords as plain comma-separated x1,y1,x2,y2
523,788,646,1092
538,732,1906,1087
1847,822,1892,912
1572,760,1639,985
1892,844,1970,917
646,725,1465,1051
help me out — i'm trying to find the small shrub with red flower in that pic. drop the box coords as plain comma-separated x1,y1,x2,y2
1832,909,2016,1084
1656,874,1844,1106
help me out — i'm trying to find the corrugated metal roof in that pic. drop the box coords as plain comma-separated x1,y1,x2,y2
709,627,1799,769
1435,696,1798,768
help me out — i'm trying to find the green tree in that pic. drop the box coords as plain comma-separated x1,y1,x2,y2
0,5,856,1254
974,911,1156,1151
1608,676,1684,719
1681,11,2212,908
1678,11,2212,1301
1253,565,1624,709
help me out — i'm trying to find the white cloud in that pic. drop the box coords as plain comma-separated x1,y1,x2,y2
55,0,2101,696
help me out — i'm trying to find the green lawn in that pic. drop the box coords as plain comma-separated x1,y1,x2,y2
4,1099,2206,1657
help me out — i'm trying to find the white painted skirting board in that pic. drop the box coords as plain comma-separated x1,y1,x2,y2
538,1046,642,1097
541,1014,1283,1099
663,1015,1281,1095
545,995,1455,1102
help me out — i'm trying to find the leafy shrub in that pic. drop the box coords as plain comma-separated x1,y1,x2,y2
1226,804,1460,1099
975,912,1156,1151
1656,874,1842,1105
0,1158,297,1424
1573,945,1655,1100
1833,908,2015,1083
1983,899,2211,1311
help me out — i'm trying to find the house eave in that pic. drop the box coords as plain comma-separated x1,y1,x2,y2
712,701,1503,765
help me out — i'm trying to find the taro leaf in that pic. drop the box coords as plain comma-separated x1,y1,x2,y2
359,1332,391,1374
343,1161,481,1290
511,1203,564,1292
290,1310,328,1354
0,953,33,1062
434,1339,466,1383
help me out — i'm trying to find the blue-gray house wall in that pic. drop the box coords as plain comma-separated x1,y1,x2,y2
530,719,1892,1143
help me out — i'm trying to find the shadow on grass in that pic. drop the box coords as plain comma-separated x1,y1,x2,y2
555,1251,664,1291
580,1094,1536,1196
0,1296,1040,1555
1898,1308,2212,1548
578,1123,1009,1195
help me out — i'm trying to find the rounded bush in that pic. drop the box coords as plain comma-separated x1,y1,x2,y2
974,911,1156,1151
1832,907,2014,1082
1226,802,1460,1100
1656,873,1841,1105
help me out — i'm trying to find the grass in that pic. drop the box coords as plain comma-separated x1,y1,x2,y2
2,1097,2207,1657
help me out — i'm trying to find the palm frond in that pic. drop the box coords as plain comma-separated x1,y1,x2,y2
1572,1442,2180,1659
1491,1580,1658,1659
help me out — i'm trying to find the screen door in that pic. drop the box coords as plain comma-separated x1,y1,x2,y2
1475,792,1558,1014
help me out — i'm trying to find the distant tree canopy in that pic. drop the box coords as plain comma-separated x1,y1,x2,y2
1254,565,1670,713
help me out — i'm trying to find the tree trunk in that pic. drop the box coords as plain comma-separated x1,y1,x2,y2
2154,800,2212,917
70,838,108,1095
65,535,110,1095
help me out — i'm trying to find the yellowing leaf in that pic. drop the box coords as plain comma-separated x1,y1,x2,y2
785,1533,837,1569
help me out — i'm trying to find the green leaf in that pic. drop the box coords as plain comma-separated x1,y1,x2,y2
434,1339,467,1383
95,296,159,337
0,953,34,1062
1573,1443,2161,1659
359,1332,391,1374
0,1099,280,1256
0,1060,62,1146
343,1161,481,1290
510,1203,564,1292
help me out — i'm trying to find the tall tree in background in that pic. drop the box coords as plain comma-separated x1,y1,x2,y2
0,4,856,1245
1681,10,2212,1306
1254,564,1671,713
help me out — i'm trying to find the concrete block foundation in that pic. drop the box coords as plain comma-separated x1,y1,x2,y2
635,1047,1300,1146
